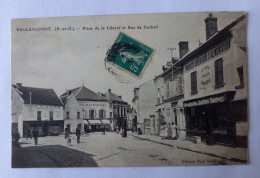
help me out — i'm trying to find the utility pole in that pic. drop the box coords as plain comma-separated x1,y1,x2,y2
167,47,176,80
29,91,32,110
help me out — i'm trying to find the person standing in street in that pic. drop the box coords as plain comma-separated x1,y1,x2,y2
76,126,81,143
32,127,39,145
27,128,32,140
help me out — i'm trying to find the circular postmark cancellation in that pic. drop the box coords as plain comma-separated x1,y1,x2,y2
104,32,154,83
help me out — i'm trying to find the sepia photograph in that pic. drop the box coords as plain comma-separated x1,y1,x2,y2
11,11,248,168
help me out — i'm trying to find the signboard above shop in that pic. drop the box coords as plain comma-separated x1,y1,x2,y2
183,91,235,108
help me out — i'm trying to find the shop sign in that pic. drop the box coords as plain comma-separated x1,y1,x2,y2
80,103,106,107
200,65,211,87
184,95,226,107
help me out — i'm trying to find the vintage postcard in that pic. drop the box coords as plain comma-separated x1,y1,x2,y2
11,12,248,167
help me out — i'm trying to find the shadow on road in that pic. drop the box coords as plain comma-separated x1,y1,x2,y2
12,145,98,168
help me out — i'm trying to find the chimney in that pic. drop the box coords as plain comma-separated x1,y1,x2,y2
108,89,111,94
178,41,189,59
16,83,22,87
205,13,218,41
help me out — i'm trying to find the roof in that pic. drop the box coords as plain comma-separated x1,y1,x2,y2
12,84,63,106
176,14,246,66
104,92,127,104
60,86,108,102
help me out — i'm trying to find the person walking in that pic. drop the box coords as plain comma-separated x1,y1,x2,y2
32,127,39,145
27,129,32,140
171,122,177,140
167,123,172,140
76,127,81,143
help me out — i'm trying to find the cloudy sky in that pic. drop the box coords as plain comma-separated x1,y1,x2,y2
11,12,244,104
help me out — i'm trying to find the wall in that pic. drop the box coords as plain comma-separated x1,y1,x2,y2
137,79,157,133
78,100,109,119
11,87,24,124
63,94,84,132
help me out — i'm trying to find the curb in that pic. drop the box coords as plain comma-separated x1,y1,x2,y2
130,134,247,164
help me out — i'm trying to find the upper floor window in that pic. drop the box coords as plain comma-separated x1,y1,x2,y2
191,71,197,94
99,110,106,119
166,82,169,98
215,58,224,87
89,110,95,119
77,112,80,119
49,111,53,121
235,66,244,89
37,111,41,121
66,112,70,119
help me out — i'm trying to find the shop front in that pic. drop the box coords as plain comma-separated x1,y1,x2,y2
84,119,105,132
184,91,236,146
23,120,64,137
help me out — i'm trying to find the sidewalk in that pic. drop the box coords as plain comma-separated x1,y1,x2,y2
129,133,248,164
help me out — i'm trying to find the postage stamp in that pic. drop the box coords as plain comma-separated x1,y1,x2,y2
105,32,154,78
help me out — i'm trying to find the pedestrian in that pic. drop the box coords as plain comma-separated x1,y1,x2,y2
76,126,81,143
137,123,142,135
32,127,39,145
12,129,20,147
65,128,71,145
167,123,172,140
65,128,69,139
171,122,177,140
102,125,106,135
27,128,32,140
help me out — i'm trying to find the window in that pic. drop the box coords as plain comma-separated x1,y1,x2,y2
237,66,244,86
166,82,169,98
66,112,70,119
110,112,113,118
49,111,53,121
215,59,224,87
89,110,95,119
191,71,197,94
37,111,41,121
99,110,106,118
77,112,80,119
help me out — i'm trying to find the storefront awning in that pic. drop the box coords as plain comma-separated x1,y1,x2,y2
101,119,111,125
84,119,103,125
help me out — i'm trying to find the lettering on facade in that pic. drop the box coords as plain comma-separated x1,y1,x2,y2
80,103,106,107
184,95,226,107
185,40,230,72
200,65,211,87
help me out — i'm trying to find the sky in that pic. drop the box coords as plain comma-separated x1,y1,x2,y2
11,12,244,105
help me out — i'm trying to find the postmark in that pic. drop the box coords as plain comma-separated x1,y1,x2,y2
105,32,154,78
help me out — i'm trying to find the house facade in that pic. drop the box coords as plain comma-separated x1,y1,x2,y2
177,14,248,147
103,89,128,131
60,86,111,133
132,80,158,134
12,83,64,137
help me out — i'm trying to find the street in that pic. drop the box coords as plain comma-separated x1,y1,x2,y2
12,132,238,167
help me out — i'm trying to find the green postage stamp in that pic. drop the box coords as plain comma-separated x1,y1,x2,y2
105,32,154,78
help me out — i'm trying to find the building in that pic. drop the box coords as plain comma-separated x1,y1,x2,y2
103,89,128,131
60,86,110,133
12,83,64,137
132,80,158,134
176,14,248,147
160,57,186,139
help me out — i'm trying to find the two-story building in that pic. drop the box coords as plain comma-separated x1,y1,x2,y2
177,14,248,147
12,83,64,137
160,57,186,139
103,89,128,131
132,80,158,134
60,86,110,132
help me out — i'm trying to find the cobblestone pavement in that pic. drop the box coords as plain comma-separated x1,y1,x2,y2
13,132,239,167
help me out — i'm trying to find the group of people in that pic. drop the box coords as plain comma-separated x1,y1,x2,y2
64,127,81,145
160,122,178,140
